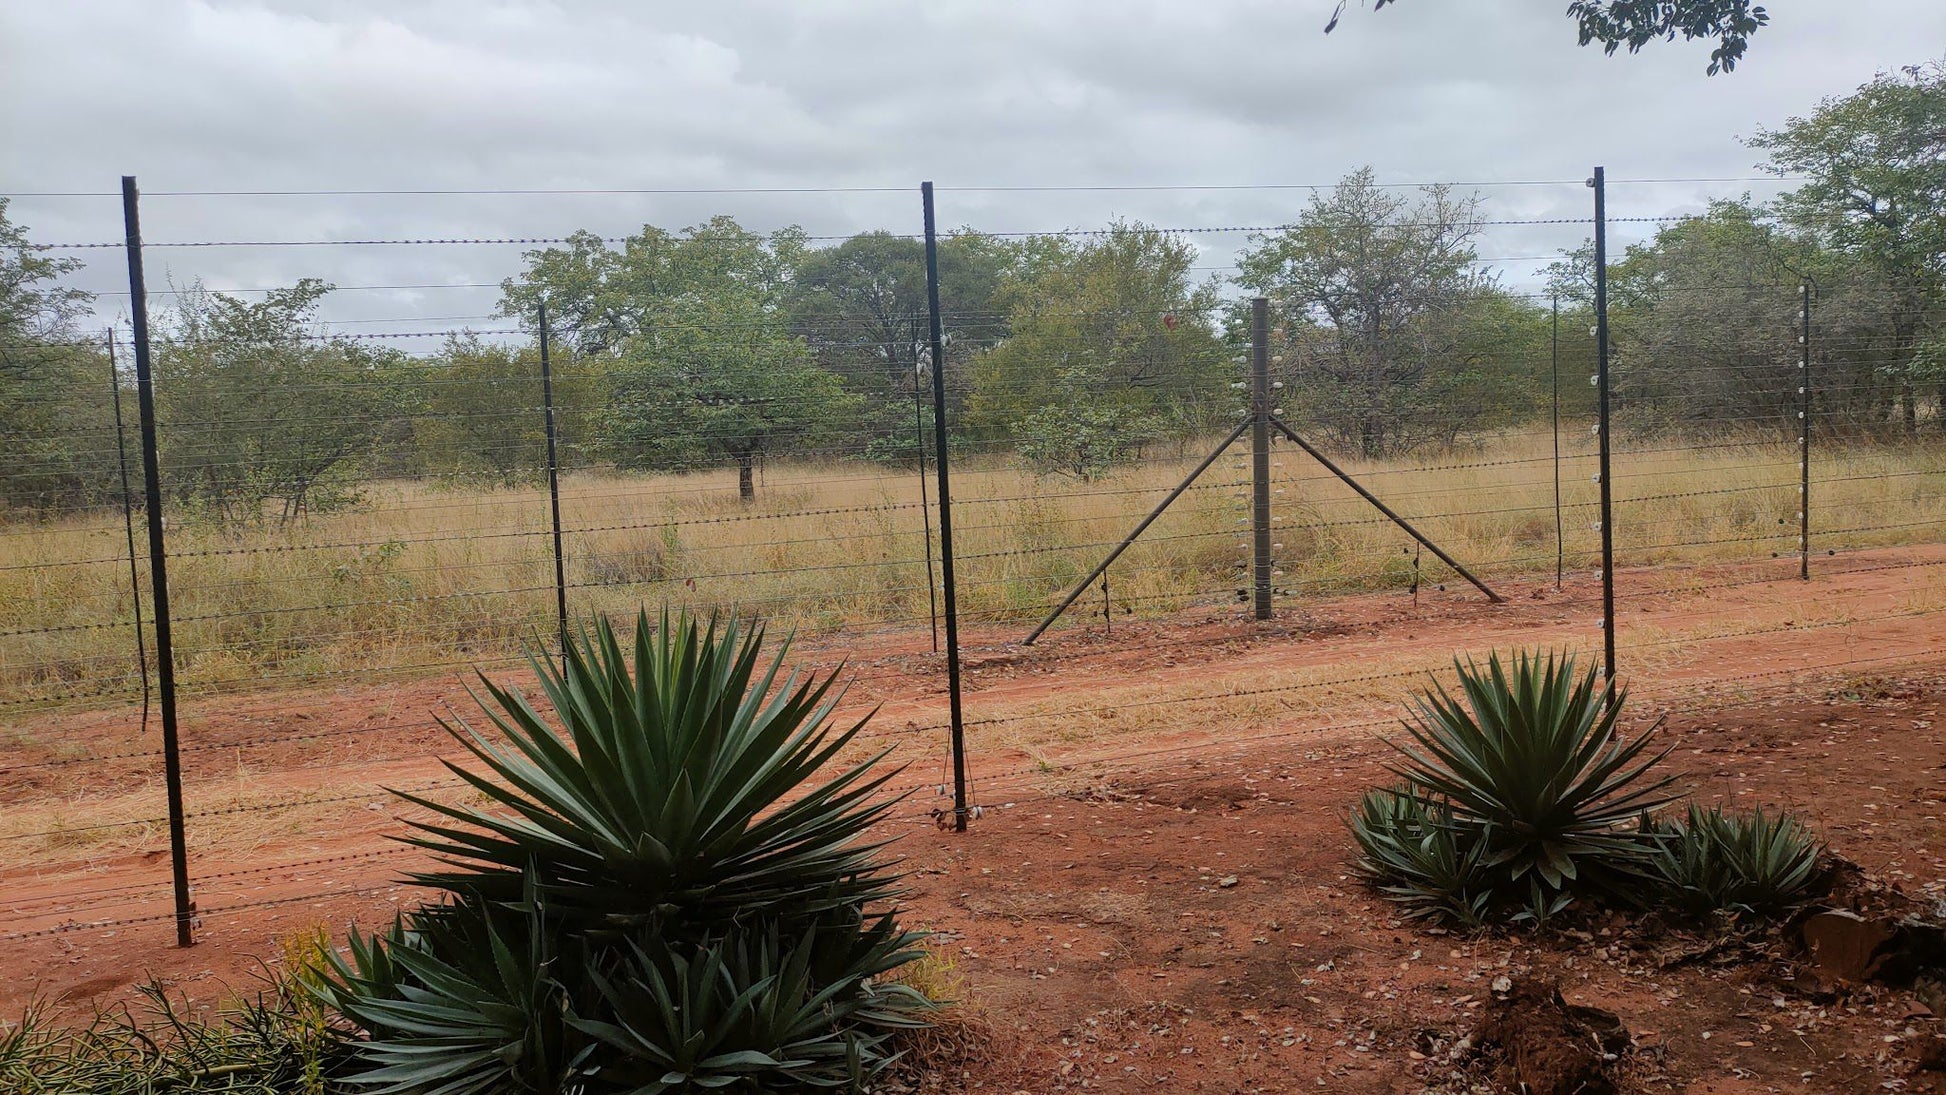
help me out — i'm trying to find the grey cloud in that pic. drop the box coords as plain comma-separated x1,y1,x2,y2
4,0,1942,334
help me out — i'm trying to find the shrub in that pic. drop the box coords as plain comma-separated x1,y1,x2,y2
315,609,935,1093
1357,650,1679,924
1648,803,1824,919
0,975,344,1095
1014,404,1161,481
1349,783,1493,927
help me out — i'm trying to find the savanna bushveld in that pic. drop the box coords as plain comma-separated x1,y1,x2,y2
3,56,1946,1095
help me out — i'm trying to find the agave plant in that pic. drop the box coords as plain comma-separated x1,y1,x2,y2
397,609,903,931
1348,784,1494,927
1351,650,1681,924
576,916,931,1093
1390,651,1678,892
316,897,575,1095
316,609,933,1094
1648,803,1823,918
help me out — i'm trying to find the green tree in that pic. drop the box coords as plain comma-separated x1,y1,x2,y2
0,199,115,516
156,280,411,522
1338,0,1770,74
416,334,601,486
966,221,1228,473
788,230,1006,466
1239,169,1516,457
1605,200,1809,430
504,218,859,501
1751,61,1946,431
788,230,1005,397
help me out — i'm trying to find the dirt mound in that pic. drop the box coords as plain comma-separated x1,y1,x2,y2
1471,979,1630,1095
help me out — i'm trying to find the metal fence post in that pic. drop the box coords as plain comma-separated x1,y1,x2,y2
122,175,195,948
538,303,569,657
1250,297,1273,620
1799,281,1812,580
1591,167,1615,686
921,182,969,832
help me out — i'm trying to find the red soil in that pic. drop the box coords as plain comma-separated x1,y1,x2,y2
4,545,1945,1092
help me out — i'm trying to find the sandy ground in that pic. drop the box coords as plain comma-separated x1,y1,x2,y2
4,544,1946,1091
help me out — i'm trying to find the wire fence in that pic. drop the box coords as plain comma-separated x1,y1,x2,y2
2,171,1944,956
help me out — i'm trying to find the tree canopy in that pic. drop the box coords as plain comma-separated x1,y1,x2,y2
1751,61,1946,429
502,218,860,501
966,222,1229,477
1336,0,1770,74
0,199,114,515
156,280,415,521
1239,169,1541,456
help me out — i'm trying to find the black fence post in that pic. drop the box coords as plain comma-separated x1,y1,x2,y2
1591,167,1615,686
1799,281,1812,580
921,181,969,832
1250,298,1273,620
122,176,195,948
539,303,569,658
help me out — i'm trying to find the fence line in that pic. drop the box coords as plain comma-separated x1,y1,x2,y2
2,172,1943,955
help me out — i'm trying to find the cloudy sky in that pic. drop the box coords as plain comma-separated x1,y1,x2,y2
4,0,1943,336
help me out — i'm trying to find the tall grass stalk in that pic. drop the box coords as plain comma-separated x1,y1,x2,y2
3,429,1942,709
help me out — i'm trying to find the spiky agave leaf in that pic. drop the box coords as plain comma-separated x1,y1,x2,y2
1649,803,1823,918
1386,650,1679,892
1348,784,1495,926
313,891,575,1095
573,918,929,1094
395,609,906,929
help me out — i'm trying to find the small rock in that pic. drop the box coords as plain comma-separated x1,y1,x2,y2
1800,909,1898,982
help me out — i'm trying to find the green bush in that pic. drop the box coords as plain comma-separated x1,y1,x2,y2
315,609,934,1093
1356,650,1679,924
1648,803,1824,919
0,977,343,1095
1349,783,1493,926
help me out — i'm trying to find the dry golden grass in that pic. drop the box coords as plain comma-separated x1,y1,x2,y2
3,428,1942,711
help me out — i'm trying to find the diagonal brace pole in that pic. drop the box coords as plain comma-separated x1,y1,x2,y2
1268,417,1504,604
1023,417,1254,645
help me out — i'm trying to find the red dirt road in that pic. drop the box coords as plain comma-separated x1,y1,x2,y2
4,545,1946,1091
